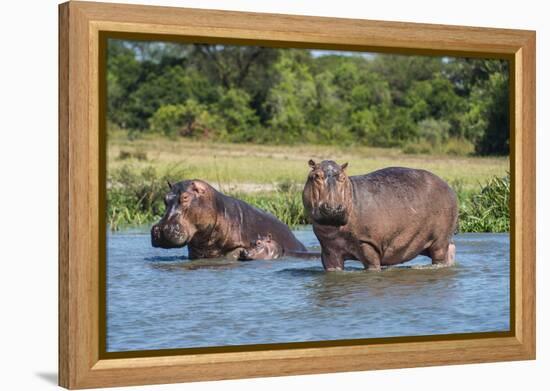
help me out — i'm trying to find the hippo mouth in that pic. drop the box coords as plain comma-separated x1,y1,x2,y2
151,223,188,249
313,205,348,226
238,249,255,261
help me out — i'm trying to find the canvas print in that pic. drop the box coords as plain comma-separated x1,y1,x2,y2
105,40,510,352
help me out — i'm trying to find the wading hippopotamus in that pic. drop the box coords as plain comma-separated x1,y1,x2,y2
151,179,306,259
302,160,458,271
239,234,283,260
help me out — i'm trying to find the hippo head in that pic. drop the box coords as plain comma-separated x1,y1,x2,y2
239,234,282,260
151,180,217,249
302,159,352,226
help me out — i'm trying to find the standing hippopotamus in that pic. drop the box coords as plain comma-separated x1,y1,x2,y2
151,179,306,259
302,160,458,271
239,234,283,260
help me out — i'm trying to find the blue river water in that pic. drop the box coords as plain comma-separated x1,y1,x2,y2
106,228,510,352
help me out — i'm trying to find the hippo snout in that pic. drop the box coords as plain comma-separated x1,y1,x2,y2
151,224,162,247
239,249,252,261
151,222,187,248
314,202,348,226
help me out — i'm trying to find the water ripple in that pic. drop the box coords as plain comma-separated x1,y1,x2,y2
106,230,510,352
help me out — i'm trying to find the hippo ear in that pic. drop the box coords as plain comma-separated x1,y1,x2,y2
340,162,349,171
191,181,207,195
266,233,272,242
308,159,316,169
166,180,173,190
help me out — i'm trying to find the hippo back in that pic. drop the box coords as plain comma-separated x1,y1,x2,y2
215,192,307,252
349,167,458,236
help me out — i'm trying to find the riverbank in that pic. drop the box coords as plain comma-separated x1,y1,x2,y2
107,133,510,232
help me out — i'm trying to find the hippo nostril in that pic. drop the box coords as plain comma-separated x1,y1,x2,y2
320,203,341,212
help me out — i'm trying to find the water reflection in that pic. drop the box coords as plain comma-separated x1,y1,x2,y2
148,258,239,271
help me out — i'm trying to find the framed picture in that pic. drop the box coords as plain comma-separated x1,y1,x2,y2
58,1,536,389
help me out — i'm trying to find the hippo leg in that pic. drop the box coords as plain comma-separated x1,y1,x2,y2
321,249,344,271
429,240,455,267
359,243,381,271
446,242,456,265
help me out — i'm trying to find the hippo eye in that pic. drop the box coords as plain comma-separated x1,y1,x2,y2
337,173,346,182
180,193,191,203
314,172,323,181
256,240,262,246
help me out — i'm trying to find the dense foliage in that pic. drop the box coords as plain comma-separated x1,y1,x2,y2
459,174,510,232
107,41,510,155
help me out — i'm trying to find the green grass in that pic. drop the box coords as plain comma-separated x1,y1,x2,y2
403,137,475,156
107,164,188,231
458,175,510,232
235,182,307,228
108,131,508,192
107,132,510,232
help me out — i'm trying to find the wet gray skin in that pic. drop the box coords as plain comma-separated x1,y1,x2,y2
303,160,458,271
151,179,306,259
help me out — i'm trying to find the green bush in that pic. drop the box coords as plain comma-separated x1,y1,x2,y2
442,137,475,156
416,118,451,146
459,174,510,232
402,140,434,155
149,100,224,138
403,135,474,156
107,165,187,230
216,88,260,142
234,182,307,227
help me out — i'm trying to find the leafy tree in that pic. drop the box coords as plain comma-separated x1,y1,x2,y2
465,72,510,155
133,66,217,130
192,45,276,89
149,100,224,138
216,88,259,142
390,107,418,144
368,55,444,105
107,41,143,128
106,40,510,155
404,76,466,137
416,118,452,146
263,53,317,142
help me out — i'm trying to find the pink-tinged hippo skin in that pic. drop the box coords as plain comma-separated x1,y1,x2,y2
239,234,284,260
151,180,306,259
239,233,322,261
239,233,321,261
302,160,458,271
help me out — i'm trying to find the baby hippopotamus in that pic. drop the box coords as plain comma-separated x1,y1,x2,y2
239,234,283,260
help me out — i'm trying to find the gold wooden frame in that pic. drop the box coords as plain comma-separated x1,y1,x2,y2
59,1,536,388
